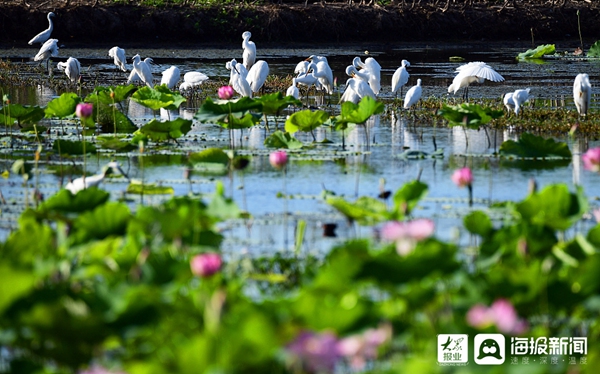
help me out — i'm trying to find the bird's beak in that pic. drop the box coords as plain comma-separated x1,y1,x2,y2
112,164,130,182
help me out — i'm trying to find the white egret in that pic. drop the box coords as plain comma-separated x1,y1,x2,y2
345,65,370,83
246,60,269,94
306,56,333,94
34,38,59,69
242,31,256,70
352,56,381,95
131,54,154,88
286,78,300,99
574,73,592,116
340,77,375,104
108,46,127,72
57,57,81,84
28,12,55,45
512,88,531,115
229,60,252,98
65,161,129,195
404,79,422,109
179,71,209,91
127,57,153,84
391,60,410,98
448,61,504,100
503,92,515,113
294,60,310,75
160,65,181,89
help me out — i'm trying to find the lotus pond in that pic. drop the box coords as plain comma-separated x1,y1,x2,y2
1,42,600,373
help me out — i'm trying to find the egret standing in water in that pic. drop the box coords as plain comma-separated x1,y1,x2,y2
227,59,252,98
352,56,381,95
34,38,59,70
242,31,256,71
108,46,127,72
391,60,410,98
404,79,422,110
160,65,181,90
340,77,375,104
448,61,504,100
179,71,209,92
306,55,334,96
28,12,55,45
57,57,81,84
131,54,154,88
65,161,129,195
247,60,269,94
286,78,300,99
573,73,592,116
127,57,153,84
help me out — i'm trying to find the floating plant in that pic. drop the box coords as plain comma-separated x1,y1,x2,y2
437,103,503,130
499,132,572,158
284,109,329,141
264,130,304,149
516,44,556,60
134,117,192,143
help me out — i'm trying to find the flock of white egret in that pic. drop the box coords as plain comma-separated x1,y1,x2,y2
28,11,593,117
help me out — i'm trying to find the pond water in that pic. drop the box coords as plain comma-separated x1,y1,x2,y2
1,41,599,253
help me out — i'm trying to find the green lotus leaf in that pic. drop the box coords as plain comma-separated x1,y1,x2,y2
131,85,186,111
134,118,192,142
45,93,80,118
86,85,137,105
95,103,137,133
0,104,45,127
71,202,131,244
437,103,503,130
96,136,138,152
38,187,110,214
588,40,600,57
126,182,175,195
339,96,384,125
195,97,262,123
326,195,389,226
499,132,571,158
52,139,97,156
284,109,329,134
264,130,304,149
188,148,230,165
517,44,555,60
254,92,301,115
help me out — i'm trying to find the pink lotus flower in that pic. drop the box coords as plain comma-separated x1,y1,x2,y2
451,167,473,188
79,366,126,374
269,150,288,169
218,85,235,100
380,219,435,255
190,253,222,277
75,103,93,118
286,331,340,373
582,147,600,172
466,298,527,334
338,324,392,370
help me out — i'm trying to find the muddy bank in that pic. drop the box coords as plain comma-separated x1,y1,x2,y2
0,2,599,47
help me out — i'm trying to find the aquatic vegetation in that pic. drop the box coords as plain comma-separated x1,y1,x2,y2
284,109,329,140
517,44,556,60
437,103,504,129
499,132,572,158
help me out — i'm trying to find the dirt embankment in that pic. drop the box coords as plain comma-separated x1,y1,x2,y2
0,1,599,46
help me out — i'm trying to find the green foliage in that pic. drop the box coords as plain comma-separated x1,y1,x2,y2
264,130,304,149
0,103,45,127
517,44,556,60
588,40,600,57
195,96,262,123
131,85,186,110
126,182,175,195
134,118,192,142
254,92,301,115
500,132,572,158
45,92,80,118
284,109,329,135
97,136,138,151
335,95,385,129
52,139,97,155
437,103,504,129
